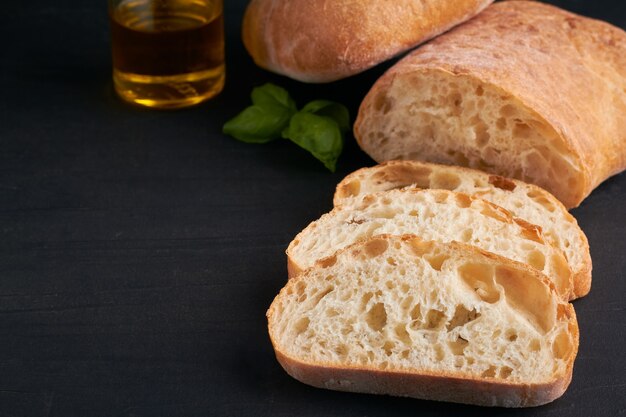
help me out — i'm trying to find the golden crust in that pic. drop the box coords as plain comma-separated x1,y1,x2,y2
242,0,493,83
268,235,579,407
354,1,626,208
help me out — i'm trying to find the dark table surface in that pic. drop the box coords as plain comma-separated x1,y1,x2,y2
1,1,625,416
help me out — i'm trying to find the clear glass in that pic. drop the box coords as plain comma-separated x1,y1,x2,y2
109,0,225,109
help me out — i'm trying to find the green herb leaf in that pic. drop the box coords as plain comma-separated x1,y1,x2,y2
251,83,297,113
223,84,350,171
301,100,350,132
223,104,292,143
223,84,297,143
282,112,344,172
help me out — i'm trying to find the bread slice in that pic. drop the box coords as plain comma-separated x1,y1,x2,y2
334,161,591,298
269,235,579,407
242,0,493,83
354,1,626,208
288,188,574,300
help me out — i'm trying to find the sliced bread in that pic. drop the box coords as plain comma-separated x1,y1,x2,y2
269,235,579,407
334,161,591,298
287,188,574,300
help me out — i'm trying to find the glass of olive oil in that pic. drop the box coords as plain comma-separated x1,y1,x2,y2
109,0,225,109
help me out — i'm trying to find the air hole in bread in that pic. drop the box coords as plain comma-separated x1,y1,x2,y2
294,317,310,335
318,255,337,268
500,366,514,379
513,122,532,139
527,191,557,212
474,120,490,147
425,254,449,271
334,344,348,358
475,86,484,96
425,309,446,330
434,344,445,362
551,254,571,294
383,341,395,356
410,304,423,326
340,323,353,336
482,366,497,378
488,175,517,191
326,308,339,317
447,305,481,331
364,238,389,257
461,228,474,242
496,117,507,130
519,225,543,243
295,280,306,296
552,330,573,360
458,263,500,304
479,205,509,223
361,292,374,311
400,296,414,311
408,239,435,257
526,250,546,271
448,336,468,355
395,324,412,345
311,287,334,307
366,302,387,332
454,193,472,208
506,329,519,342
341,180,361,198
494,266,555,333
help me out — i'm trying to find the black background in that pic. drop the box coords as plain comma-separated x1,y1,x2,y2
1,1,625,416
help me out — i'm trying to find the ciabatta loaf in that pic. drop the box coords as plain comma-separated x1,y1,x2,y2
354,1,626,208
269,235,579,407
242,0,493,83
287,188,575,300
334,161,591,298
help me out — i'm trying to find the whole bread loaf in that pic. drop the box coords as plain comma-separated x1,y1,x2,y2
334,161,591,298
242,0,493,83
269,235,579,407
354,1,626,208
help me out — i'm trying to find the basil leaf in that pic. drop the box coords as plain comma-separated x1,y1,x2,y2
223,84,298,143
282,112,344,172
251,83,297,114
301,100,350,132
223,104,292,143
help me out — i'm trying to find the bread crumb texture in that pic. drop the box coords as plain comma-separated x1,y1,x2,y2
334,161,591,298
289,189,574,299
271,236,577,387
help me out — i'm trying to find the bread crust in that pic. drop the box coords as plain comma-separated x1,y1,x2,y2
269,235,579,407
354,1,626,207
333,160,592,298
242,0,493,83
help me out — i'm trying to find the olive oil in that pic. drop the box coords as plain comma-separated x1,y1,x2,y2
109,0,225,109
